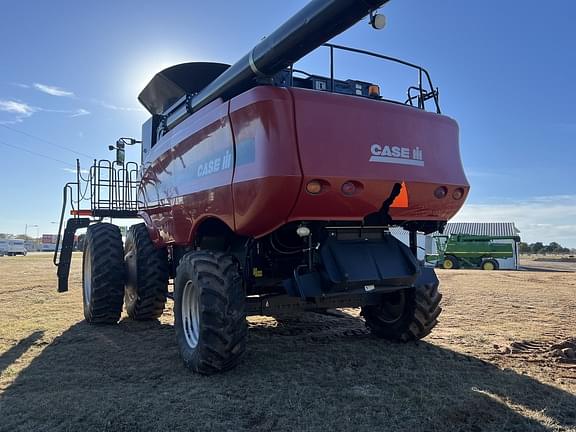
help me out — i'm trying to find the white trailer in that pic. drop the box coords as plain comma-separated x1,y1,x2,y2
0,239,28,256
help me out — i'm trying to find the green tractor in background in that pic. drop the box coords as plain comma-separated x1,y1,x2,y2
428,234,519,270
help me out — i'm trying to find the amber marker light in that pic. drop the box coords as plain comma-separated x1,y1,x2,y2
306,180,323,194
368,85,380,98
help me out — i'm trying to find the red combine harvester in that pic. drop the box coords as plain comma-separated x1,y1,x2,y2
55,0,468,374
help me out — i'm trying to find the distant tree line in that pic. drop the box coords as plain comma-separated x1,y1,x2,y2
519,241,573,254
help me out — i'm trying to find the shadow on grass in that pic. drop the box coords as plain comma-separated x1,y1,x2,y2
0,331,44,376
0,315,574,432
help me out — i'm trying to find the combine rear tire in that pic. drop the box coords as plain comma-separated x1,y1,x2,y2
124,223,169,320
82,223,125,324
481,259,499,271
361,268,442,341
174,251,247,374
442,255,459,269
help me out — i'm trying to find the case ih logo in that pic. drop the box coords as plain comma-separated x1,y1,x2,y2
369,144,424,167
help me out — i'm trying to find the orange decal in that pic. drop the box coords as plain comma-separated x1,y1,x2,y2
390,182,409,208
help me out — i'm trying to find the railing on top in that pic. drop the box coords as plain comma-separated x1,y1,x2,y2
89,160,140,214
53,159,140,266
289,43,441,114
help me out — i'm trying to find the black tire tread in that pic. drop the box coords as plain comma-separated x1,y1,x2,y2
83,223,125,324
174,251,247,375
362,279,442,342
124,223,169,320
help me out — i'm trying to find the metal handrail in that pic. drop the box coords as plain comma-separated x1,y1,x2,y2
54,158,140,265
53,183,75,266
320,43,441,114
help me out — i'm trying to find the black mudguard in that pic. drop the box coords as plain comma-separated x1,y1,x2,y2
286,232,420,298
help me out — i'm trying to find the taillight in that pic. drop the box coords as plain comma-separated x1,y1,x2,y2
341,181,356,196
434,186,448,199
452,188,465,200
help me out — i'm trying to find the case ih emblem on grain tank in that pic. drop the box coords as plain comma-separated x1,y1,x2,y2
53,0,469,375
197,150,233,177
370,144,424,166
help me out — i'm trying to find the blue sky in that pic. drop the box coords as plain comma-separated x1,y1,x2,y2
0,0,575,247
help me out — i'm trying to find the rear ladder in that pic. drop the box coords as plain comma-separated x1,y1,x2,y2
54,159,139,292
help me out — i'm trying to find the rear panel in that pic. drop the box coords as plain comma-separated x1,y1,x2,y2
288,88,468,222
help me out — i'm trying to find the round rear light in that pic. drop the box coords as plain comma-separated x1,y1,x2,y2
296,226,311,237
306,180,323,194
434,186,448,199
452,188,465,200
341,181,357,196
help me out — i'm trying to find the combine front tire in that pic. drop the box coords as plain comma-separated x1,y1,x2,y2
82,223,125,324
174,251,247,374
124,223,169,320
361,268,442,341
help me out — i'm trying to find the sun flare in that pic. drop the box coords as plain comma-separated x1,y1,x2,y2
123,48,204,100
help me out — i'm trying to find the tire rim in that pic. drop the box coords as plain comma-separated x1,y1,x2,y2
377,290,406,324
83,248,92,305
484,261,494,270
443,259,453,269
182,280,201,349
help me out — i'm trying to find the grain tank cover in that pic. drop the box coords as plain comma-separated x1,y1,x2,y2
138,62,230,115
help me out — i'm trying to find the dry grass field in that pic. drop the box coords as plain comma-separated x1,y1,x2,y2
0,253,575,432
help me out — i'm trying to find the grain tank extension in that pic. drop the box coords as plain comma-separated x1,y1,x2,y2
54,0,469,374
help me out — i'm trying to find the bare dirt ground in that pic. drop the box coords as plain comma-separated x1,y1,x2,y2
0,253,575,432
520,256,576,273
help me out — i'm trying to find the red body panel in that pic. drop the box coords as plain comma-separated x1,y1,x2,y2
229,87,302,237
139,87,469,246
139,99,235,244
288,89,468,221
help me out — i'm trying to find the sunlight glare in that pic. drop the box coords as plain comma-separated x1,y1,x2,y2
123,48,204,100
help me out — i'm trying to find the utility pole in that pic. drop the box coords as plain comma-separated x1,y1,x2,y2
24,224,38,251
